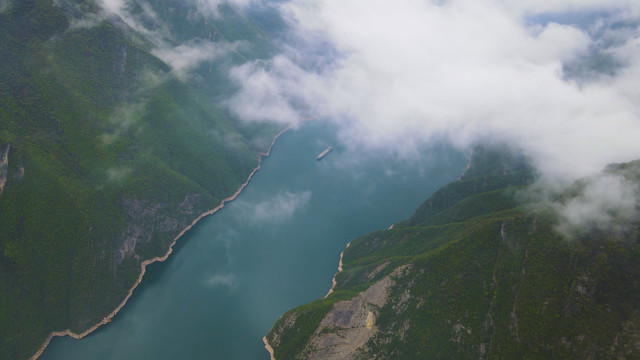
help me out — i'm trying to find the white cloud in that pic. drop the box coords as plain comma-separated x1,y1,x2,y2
212,228,238,250
97,0,171,46
99,0,126,14
225,56,319,125
553,174,640,237
495,0,640,16
106,167,133,182
152,41,234,79
236,190,312,225
227,0,640,184
196,0,260,18
206,273,236,287
92,1,246,80
101,101,148,144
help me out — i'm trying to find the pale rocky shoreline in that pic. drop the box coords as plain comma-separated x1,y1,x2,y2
29,127,290,360
324,242,351,298
264,240,352,360
263,336,276,360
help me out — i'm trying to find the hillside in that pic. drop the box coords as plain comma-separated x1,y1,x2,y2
265,148,640,360
0,0,283,359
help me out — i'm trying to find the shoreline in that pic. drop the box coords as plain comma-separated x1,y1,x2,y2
324,242,351,298
29,127,291,360
263,336,276,360
264,239,352,359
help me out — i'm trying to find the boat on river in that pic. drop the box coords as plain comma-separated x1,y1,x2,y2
316,146,333,160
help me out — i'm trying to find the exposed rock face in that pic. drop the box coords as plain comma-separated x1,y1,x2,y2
178,193,202,215
0,144,9,195
295,265,411,360
116,194,201,263
118,224,146,261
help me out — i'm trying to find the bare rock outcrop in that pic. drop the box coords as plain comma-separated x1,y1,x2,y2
299,265,411,360
0,144,10,195
115,194,199,263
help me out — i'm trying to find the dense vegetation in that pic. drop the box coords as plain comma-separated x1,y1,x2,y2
0,1,283,359
267,147,640,359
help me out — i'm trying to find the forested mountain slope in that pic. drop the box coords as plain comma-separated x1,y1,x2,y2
266,148,640,360
0,1,282,358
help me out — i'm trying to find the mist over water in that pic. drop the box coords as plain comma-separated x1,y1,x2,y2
41,121,466,359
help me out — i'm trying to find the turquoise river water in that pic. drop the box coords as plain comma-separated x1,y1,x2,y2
41,121,467,359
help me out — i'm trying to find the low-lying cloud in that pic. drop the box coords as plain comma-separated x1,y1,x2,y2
206,273,237,288
225,57,316,125
222,0,640,237
236,190,312,225
152,40,234,79
196,0,259,18
98,0,171,45
100,100,148,145
228,0,640,183
53,0,640,237
94,0,241,79
554,174,640,237
106,167,133,182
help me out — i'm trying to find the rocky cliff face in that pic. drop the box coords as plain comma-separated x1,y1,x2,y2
272,266,411,360
116,194,204,263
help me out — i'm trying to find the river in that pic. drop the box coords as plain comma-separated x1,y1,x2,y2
41,120,466,359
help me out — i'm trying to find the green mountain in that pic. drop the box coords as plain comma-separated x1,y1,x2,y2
0,1,283,358
265,148,640,359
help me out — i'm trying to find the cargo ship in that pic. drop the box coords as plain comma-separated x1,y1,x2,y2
316,146,333,160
